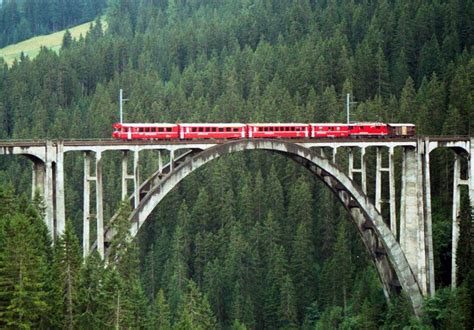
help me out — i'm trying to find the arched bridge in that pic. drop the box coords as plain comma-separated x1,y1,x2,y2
1,137,473,317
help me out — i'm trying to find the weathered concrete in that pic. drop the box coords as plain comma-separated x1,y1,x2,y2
399,147,428,295
133,150,140,208
95,151,104,259
423,138,435,296
451,153,468,288
55,141,65,236
44,141,55,239
376,147,382,212
388,147,397,236
83,152,92,258
121,151,129,200
31,159,45,200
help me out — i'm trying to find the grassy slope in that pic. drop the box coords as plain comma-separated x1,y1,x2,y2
0,18,107,65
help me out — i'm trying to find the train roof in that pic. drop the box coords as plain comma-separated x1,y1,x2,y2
180,123,246,127
248,123,309,126
116,123,178,127
310,123,348,126
348,122,388,126
387,123,416,127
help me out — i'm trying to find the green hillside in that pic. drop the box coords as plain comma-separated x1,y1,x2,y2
0,18,107,65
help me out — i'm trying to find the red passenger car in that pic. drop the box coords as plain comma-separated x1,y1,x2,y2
179,123,246,139
112,123,179,140
247,123,309,139
310,123,349,138
348,123,389,137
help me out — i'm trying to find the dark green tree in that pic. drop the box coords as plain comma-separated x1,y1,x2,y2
52,220,82,329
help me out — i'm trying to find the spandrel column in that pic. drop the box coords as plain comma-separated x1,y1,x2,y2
95,151,104,259
83,152,92,258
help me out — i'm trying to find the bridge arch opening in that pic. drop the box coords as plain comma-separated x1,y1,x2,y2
428,146,470,290
102,140,424,316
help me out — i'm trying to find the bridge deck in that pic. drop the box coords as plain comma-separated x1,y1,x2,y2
0,136,469,148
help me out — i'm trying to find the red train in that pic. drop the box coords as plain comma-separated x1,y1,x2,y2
112,122,415,140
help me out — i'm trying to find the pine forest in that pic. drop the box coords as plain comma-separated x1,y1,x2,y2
0,0,473,328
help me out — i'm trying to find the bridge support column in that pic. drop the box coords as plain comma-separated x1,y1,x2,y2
44,141,55,240
423,138,435,296
400,145,429,295
82,151,104,259
361,147,367,194
400,143,434,296
348,148,354,179
376,147,382,212
32,160,45,200
83,152,92,258
388,147,397,236
451,152,470,288
121,151,129,200
133,150,140,209
55,141,65,236
95,151,104,259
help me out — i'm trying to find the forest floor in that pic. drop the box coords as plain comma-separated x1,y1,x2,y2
0,17,107,66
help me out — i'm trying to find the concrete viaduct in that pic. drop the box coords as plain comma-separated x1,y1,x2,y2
0,137,472,317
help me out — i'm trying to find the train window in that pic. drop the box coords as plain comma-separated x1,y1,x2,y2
219,128,223,132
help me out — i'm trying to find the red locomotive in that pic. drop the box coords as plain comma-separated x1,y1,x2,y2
112,122,415,140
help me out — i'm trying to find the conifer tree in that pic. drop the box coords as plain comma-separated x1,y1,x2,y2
399,76,416,122
175,280,217,329
148,289,172,329
76,252,105,329
457,190,473,286
279,274,298,328
0,213,50,328
102,267,130,329
52,220,82,329
164,224,189,318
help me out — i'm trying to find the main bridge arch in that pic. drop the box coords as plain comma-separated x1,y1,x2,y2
104,139,424,316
